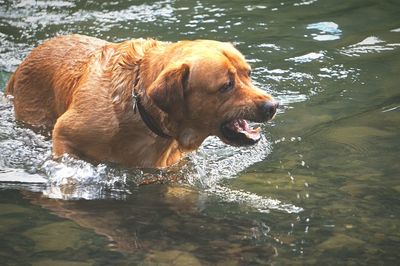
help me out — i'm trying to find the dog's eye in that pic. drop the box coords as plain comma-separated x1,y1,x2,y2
219,80,234,93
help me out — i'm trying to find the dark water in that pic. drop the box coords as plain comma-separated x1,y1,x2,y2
1,0,399,265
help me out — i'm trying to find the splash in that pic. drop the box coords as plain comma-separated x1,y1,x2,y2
208,185,303,213
185,136,272,187
0,90,302,213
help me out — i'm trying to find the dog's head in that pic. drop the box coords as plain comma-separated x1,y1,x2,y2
146,40,278,150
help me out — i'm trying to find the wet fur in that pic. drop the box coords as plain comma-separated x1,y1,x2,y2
6,34,275,168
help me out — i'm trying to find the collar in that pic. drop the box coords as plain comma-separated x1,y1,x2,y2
132,92,172,139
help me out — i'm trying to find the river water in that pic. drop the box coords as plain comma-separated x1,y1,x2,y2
0,0,399,265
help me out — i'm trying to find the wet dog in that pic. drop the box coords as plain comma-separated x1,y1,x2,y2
6,34,278,167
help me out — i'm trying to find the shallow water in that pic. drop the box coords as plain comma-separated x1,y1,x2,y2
0,0,399,265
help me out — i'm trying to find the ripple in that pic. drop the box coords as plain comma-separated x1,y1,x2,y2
0,33,31,72
382,105,400,113
286,51,325,63
293,0,318,6
306,21,342,41
244,5,267,11
259,67,314,82
340,36,400,57
318,64,359,80
14,0,75,9
87,2,175,25
256,43,281,51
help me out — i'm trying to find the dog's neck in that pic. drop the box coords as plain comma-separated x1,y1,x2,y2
130,49,176,139
108,39,207,165
131,90,171,138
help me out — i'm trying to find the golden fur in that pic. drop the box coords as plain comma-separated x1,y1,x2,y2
6,34,277,168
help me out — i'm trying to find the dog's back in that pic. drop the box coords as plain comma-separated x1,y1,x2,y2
6,34,108,128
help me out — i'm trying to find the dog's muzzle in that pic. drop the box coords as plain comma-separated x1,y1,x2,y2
219,100,279,146
259,100,279,121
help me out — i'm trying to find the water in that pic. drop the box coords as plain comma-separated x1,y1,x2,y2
0,0,399,265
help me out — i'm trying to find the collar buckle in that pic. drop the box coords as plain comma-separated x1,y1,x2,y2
132,91,139,114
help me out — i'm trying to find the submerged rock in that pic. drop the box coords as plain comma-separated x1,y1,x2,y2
0,203,36,233
0,217,21,232
143,250,202,266
23,221,83,252
340,183,371,198
317,233,365,251
32,259,93,266
226,243,278,264
164,185,202,213
0,203,33,215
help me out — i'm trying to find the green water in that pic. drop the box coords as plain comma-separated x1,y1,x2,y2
1,0,399,265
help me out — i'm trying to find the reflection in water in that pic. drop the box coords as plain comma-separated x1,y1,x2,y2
21,186,278,264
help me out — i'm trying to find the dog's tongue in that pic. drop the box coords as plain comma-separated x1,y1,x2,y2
228,119,261,140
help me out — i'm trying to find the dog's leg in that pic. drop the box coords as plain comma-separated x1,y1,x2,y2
51,107,115,162
52,111,81,159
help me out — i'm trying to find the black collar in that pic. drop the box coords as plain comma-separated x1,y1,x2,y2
132,92,172,139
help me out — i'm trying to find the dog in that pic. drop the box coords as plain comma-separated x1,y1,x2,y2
5,34,278,168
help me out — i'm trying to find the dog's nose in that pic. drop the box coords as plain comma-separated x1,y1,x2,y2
260,100,279,120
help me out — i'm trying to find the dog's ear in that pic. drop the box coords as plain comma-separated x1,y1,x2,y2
148,63,190,114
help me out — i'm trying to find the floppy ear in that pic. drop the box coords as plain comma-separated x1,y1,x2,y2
147,63,190,114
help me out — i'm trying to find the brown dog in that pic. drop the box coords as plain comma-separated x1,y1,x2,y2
5,34,278,168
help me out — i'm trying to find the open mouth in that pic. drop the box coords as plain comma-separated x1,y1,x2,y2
220,119,261,146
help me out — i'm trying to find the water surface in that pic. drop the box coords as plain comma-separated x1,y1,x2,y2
1,0,399,265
